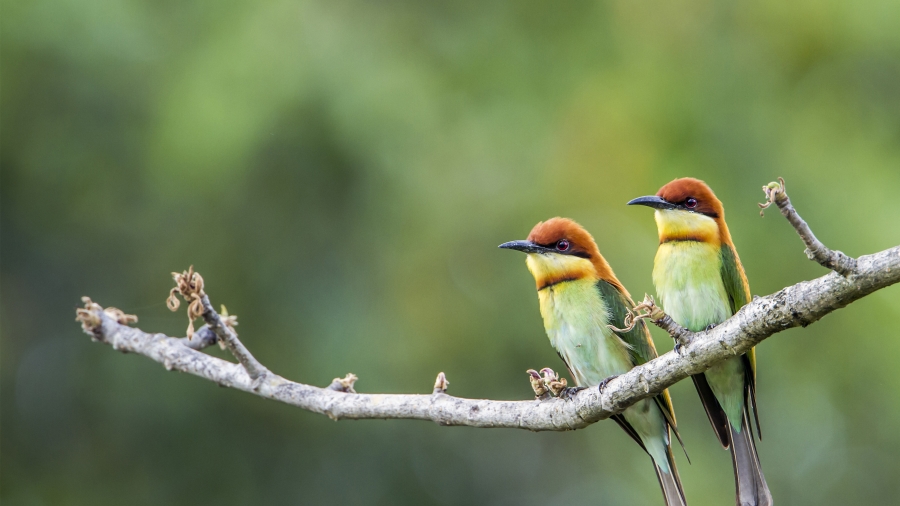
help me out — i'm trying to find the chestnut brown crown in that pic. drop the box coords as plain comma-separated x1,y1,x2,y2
527,218,600,258
656,177,724,219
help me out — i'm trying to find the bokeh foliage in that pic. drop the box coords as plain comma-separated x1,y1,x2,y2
2,1,900,505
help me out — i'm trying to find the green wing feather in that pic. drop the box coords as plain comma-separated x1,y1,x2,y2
597,280,657,365
719,246,751,319
720,244,762,438
596,280,686,455
719,244,753,374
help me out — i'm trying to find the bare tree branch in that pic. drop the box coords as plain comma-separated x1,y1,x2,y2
197,294,269,381
75,181,900,431
760,177,858,275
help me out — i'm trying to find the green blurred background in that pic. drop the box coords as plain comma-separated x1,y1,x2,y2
3,1,900,504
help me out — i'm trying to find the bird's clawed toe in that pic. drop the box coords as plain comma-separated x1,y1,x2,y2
597,374,620,394
559,386,586,400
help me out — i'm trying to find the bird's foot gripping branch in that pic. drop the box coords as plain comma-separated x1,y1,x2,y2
75,179,900,431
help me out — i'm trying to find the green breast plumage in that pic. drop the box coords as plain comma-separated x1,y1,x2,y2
536,278,634,387
653,241,731,331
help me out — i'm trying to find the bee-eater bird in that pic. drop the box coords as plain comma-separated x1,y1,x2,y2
628,178,772,506
500,217,687,506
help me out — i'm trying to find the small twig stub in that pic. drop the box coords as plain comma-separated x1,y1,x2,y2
76,297,137,333
433,372,449,394
758,177,786,217
329,373,359,393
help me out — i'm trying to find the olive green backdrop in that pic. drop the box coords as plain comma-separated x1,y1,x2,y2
3,1,899,505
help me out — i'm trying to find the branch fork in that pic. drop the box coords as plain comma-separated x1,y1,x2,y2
166,266,269,382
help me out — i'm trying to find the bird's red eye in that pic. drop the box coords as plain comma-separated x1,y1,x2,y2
556,240,570,251
685,198,698,209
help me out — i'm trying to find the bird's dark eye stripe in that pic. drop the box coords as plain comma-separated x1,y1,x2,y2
535,241,589,257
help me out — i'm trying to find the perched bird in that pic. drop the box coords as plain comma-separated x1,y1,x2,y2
500,218,687,506
628,178,771,506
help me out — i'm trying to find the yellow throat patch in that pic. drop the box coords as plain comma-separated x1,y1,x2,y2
654,209,721,245
525,253,596,291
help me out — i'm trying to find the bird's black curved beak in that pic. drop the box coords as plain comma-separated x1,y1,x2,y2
498,240,545,254
626,195,676,210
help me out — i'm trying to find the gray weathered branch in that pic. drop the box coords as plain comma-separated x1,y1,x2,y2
197,294,269,381
75,180,900,431
760,177,858,275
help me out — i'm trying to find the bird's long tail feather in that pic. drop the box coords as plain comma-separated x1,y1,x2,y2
728,410,772,506
653,444,687,506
